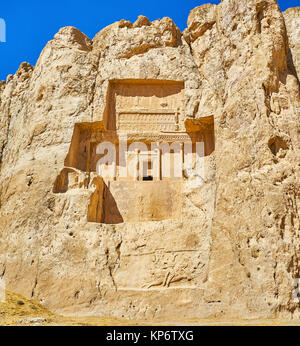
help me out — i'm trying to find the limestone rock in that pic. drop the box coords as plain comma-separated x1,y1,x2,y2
53,26,93,52
133,15,151,28
93,16,182,59
284,7,300,79
184,3,217,43
0,0,299,321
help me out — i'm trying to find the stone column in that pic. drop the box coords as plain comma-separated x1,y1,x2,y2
153,148,161,181
134,149,139,181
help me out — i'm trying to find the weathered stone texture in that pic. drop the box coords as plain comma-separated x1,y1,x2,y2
0,0,299,320
284,7,300,79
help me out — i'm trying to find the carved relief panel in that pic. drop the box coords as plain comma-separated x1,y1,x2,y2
105,80,185,132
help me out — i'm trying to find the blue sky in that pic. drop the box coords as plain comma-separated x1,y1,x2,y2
0,0,298,81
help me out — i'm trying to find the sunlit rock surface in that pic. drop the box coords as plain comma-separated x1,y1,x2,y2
0,0,299,320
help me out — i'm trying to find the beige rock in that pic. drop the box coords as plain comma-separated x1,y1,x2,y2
284,7,300,79
133,15,151,28
0,0,299,321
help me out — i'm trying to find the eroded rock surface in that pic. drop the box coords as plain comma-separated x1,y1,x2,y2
0,0,299,320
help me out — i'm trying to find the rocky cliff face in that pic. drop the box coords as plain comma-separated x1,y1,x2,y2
0,0,299,320
284,7,300,80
